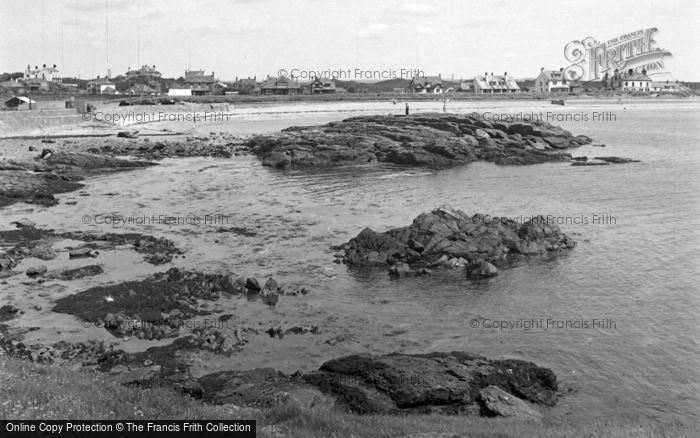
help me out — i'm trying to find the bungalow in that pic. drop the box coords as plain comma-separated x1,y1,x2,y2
310,77,336,94
260,76,301,95
534,68,569,93
459,81,474,92
650,81,685,93
409,75,443,93
87,77,116,94
474,72,520,93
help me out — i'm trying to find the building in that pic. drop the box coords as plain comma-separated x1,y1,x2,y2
309,77,336,94
260,76,301,95
620,70,651,92
127,83,158,96
4,96,37,110
87,77,116,94
228,76,258,94
408,75,443,93
650,81,685,93
459,81,474,92
474,72,521,93
534,68,569,93
183,69,218,96
126,65,162,80
24,64,62,83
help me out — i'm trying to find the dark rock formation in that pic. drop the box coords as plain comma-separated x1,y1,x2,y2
52,267,288,340
338,206,575,275
478,385,543,420
303,351,558,415
0,151,156,207
246,113,593,168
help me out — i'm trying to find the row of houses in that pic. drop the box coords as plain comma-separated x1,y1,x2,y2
3,62,690,97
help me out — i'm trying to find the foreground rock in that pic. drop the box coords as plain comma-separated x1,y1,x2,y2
338,206,575,276
87,134,249,160
303,351,557,415
247,113,593,168
0,150,156,207
0,227,183,276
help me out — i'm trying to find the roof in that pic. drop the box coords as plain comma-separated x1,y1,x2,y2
260,77,300,90
624,73,652,81
128,84,156,92
5,96,37,106
538,70,566,81
185,70,216,84
474,74,520,91
411,76,443,88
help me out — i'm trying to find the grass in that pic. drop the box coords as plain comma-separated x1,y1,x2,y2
1,352,697,438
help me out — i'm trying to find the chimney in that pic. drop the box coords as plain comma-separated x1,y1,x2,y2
560,67,564,72
153,65,156,69
53,64,56,68
484,72,487,77
504,72,507,77
438,73,441,79
628,68,633,76
541,67,544,72
43,64,46,68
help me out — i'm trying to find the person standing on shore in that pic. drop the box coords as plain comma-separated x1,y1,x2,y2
405,102,410,115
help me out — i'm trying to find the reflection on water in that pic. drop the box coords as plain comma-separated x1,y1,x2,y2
2,102,699,424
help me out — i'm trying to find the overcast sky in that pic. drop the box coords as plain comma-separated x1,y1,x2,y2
1,0,698,81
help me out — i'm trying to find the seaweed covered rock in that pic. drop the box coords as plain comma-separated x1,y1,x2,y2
302,351,558,415
338,206,576,274
247,113,592,168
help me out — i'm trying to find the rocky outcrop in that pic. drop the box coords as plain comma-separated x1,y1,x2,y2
0,150,156,207
246,113,593,168
302,351,558,415
87,134,249,160
337,206,575,276
0,227,183,276
52,267,292,340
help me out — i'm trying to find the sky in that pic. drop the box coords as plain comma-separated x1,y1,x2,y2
1,0,699,81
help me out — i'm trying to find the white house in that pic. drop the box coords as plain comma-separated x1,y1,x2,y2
473,72,520,93
621,71,651,92
535,68,569,93
25,64,62,84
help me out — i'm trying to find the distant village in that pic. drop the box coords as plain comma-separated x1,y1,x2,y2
0,62,694,108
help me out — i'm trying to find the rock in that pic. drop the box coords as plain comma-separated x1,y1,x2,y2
56,265,104,280
69,247,96,259
247,114,592,169
115,365,162,385
110,364,129,374
465,259,498,279
0,304,19,321
117,131,139,139
26,265,48,277
261,278,281,305
478,385,543,421
303,351,558,415
339,207,575,276
245,277,261,292
593,156,641,164
11,219,36,229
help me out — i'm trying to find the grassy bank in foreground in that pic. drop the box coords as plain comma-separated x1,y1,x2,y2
0,354,696,438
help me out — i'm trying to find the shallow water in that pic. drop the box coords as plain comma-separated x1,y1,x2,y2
2,100,699,424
